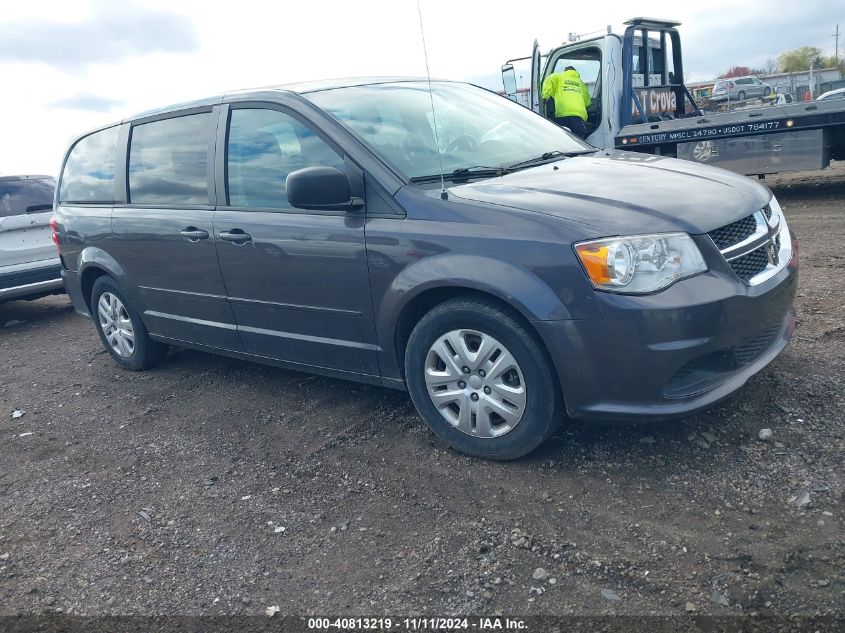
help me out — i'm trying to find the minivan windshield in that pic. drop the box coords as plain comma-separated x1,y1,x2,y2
305,81,593,182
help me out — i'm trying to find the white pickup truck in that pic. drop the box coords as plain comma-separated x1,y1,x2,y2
501,17,845,176
0,175,63,302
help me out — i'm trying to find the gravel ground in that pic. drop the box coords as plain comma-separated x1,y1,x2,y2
0,165,842,623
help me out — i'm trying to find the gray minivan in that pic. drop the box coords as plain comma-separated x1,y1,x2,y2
55,79,798,459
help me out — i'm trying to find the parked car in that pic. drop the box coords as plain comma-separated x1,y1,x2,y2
711,76,772,102
0,175,63,302
817,87,845,101
54,79,798,460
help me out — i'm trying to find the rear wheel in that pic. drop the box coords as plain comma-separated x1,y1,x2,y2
405,297,560,460
91,276,167,371
737,90,747,101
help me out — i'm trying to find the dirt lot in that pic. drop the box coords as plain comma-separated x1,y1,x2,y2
0,166,842,624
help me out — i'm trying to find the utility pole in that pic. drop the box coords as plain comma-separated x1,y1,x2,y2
808,59,816,101
834,24,840,64
809,58,815,99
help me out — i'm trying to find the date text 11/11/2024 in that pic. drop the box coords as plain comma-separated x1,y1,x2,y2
307,617,527,630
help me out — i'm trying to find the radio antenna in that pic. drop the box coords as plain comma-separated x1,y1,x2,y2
416,0,447,200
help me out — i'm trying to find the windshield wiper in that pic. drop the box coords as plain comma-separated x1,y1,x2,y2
562,149,601,156
410,166,508,184
507,149,597,171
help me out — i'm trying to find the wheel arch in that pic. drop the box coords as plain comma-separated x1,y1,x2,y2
376,253,570,380
393,286,560,380
77,247,142,315
381,255,569,388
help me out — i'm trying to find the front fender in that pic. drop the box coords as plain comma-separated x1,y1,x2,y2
376,253,582,382
387,253,573,322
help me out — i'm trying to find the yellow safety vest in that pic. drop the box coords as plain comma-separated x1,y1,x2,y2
541,70,592,121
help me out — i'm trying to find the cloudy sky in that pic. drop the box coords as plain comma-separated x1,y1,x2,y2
0,0,838,175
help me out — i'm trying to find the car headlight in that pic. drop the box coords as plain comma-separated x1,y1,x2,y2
575,233,707,294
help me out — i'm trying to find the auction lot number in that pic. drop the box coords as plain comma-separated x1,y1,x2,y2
308,618,474,630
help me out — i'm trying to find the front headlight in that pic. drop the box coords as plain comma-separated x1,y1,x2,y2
575,233,707,294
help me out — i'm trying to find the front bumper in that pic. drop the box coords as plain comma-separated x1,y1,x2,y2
535,240,798,421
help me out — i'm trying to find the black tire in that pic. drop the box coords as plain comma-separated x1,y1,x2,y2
763,87,772,96
737,90,746,101
90,276,167,371
405,297,560,460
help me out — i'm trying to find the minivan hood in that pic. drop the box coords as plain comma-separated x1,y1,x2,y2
448,151,771,236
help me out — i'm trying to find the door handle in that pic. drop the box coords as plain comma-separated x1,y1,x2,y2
219,229,252,243
180,227,209,241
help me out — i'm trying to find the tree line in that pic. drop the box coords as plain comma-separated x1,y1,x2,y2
719,47,843,78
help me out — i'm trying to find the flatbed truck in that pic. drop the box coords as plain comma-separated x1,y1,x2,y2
501,17,845,176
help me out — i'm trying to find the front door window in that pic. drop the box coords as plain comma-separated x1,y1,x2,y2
226,108,345,209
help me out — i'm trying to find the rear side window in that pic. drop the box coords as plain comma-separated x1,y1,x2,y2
0,178,56,217
226,108,344,209
59,127,119,203
128,113,212,206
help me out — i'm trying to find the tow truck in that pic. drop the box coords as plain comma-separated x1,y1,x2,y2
501,17,845,176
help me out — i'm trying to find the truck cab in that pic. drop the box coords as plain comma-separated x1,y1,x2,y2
502,19,698,148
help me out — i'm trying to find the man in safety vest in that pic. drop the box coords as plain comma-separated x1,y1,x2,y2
541,66,592,139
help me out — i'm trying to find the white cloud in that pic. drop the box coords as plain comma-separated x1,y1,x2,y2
47,94,126,112
0,0,197,72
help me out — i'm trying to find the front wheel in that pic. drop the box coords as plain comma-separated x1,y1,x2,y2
405,297,560,460
91,276,167,371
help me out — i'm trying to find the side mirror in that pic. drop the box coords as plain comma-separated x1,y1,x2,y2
501,64,517,98
286,166,363,212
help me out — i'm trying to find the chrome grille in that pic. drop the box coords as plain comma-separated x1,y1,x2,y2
708,214,757,250
708,204,790,286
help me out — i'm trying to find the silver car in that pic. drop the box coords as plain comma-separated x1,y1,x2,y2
712,75,772,102
0,175,63,302
817,87,845,101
